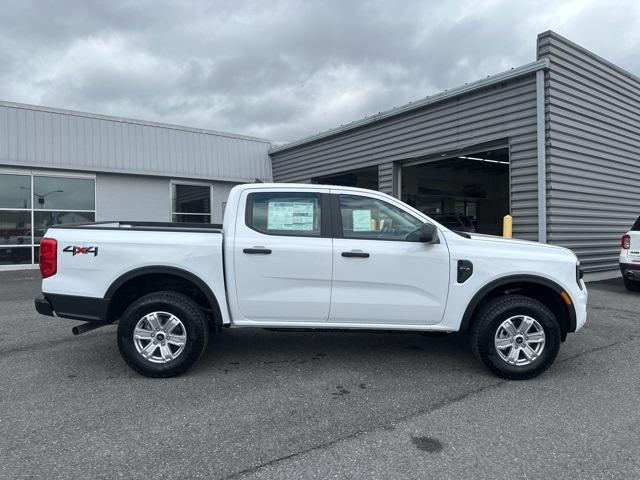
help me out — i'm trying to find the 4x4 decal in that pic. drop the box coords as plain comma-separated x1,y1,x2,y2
63,245,99,257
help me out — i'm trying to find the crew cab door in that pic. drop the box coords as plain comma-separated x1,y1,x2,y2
329,191,450,325
232,188,332,323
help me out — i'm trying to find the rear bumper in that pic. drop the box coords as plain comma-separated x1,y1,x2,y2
620,263,640,280
35,294,54,316
35,293,110,323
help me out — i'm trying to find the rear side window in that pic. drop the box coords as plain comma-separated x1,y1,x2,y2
632,217,640,231
246,192,322,237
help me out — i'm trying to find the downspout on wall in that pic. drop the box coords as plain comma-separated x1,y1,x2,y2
535,66,549,243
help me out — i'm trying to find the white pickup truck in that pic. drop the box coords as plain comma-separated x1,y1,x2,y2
35,183,587,379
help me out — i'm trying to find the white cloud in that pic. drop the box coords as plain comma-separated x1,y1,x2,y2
0,0,638,142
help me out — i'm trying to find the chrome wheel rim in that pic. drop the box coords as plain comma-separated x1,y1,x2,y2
133,311,187,364
494,315,545,366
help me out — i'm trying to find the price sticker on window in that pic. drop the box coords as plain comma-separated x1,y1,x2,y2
352,209,372,232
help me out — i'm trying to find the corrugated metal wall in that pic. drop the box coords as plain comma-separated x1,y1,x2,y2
538,32,640,272
271,74,541,241
0,101,272,182
378,162,394,195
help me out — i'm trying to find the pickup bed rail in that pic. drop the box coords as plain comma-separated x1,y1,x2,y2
49,221,223,233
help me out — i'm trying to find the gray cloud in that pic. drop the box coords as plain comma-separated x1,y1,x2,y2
1,0,639,142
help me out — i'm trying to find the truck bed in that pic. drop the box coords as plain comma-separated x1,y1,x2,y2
39,221,229,325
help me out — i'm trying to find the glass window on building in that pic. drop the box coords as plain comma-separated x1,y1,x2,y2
171,183,212,223
33,176,95,211
0,173,96,266
0,174,33,265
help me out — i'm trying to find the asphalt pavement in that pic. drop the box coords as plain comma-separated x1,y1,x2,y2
0,269,638,479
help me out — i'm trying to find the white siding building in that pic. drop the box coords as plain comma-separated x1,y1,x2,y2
0,100,272,268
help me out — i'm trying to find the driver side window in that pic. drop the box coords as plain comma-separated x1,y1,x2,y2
338,194,424,241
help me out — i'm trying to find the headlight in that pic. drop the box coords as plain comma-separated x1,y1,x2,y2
576,261,584,289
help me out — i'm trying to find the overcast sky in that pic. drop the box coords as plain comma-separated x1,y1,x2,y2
1,0,639,143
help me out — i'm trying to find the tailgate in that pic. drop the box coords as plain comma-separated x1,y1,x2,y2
628,231,640,263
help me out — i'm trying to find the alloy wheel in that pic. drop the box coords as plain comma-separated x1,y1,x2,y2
133,311,187,364
494,315,546,366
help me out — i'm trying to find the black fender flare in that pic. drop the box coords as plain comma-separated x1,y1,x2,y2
104,266,222,323
459,274,577,333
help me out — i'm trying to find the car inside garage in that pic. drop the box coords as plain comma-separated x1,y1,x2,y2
401,147,509,235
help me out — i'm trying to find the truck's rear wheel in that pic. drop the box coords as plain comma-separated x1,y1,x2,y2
470,295,560,380
117,291,209,378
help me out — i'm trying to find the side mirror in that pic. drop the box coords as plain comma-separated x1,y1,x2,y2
419,223,439,243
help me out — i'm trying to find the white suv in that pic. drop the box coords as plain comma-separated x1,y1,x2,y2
620,216,640,291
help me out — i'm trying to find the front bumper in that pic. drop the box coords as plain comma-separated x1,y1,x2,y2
34,293,110,323
572,281,588,332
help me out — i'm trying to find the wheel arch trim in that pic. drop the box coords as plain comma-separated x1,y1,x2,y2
104,266,224,325
459,274,577,333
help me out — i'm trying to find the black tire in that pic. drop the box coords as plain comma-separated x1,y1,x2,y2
470,295,561,380
117,291,209,378
624,278,640,292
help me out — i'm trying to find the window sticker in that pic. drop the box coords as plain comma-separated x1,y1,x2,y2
267,201,315,231
352,209,372,232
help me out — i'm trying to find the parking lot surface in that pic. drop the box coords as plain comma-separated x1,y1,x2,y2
1,270,639,479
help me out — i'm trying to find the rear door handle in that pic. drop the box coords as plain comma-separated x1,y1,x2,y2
243,247,272,254
341,251,370,258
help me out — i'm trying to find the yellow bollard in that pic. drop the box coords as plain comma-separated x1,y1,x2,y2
503,215,513,238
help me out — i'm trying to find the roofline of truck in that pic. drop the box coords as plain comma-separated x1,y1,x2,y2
234,182,392,197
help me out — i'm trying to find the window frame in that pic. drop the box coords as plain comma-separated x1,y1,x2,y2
244,191,331,238
332,193,427,243
0,169,96,266
169,180,213,224
0,173,33,254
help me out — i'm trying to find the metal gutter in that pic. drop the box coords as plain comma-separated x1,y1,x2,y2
0,160,269,184
270,59,551,154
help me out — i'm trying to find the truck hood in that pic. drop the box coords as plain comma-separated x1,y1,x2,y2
465,232,575,256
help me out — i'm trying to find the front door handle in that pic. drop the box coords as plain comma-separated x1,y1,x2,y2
341,251,370,258
243,247,272,254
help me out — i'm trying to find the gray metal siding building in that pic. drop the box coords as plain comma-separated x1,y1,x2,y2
270,31,640,277
0,101,271,267
539,32,640,272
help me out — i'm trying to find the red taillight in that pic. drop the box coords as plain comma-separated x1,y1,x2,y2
39,238,57,278
621,234,631,250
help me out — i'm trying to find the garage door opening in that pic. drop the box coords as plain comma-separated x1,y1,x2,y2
401,148,509,236
314,166,378,190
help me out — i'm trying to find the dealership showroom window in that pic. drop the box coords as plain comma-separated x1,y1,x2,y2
0,172,95,265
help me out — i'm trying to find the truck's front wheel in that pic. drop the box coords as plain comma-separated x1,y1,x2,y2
470,295,560,380
117,291,209,378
